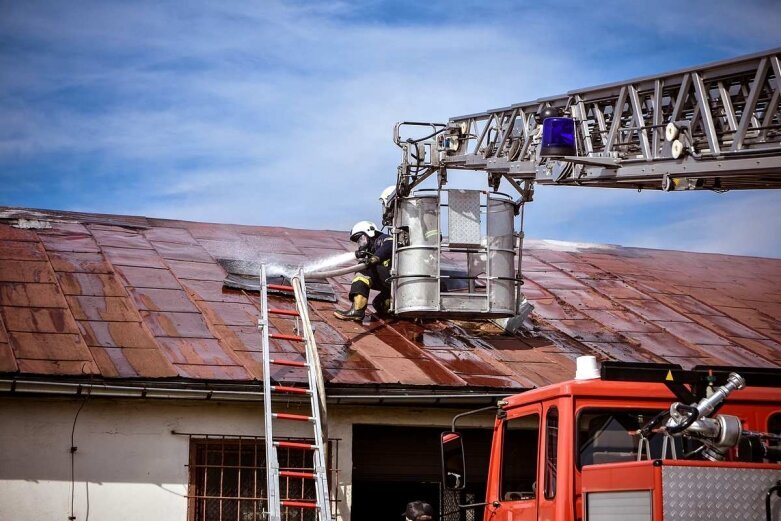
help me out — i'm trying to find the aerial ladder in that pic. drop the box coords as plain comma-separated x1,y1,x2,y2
383,47,781,322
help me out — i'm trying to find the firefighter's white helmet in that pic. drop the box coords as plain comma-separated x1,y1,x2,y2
350,220,378,242
379,185,396,207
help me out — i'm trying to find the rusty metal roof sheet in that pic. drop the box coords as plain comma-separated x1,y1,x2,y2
0,207,779,391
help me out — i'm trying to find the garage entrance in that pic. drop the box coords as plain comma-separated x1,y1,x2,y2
351,424,492,521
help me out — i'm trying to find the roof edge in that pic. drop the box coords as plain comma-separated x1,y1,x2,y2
0,376,526,406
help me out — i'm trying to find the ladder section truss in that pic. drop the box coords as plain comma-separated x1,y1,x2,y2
259,265,332,521
441,48,781,191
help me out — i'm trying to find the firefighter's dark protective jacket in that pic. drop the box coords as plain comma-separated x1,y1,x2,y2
361,232,393,265
350,232,392,303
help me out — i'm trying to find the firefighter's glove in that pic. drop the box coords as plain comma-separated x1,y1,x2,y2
355,250,370,260
362,255,380,266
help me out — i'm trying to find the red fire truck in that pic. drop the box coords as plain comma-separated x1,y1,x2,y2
440,362,781,520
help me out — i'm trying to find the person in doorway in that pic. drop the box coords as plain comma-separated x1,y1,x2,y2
334,220,393,321
404,500,434,521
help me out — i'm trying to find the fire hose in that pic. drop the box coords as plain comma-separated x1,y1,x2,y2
306,256,380,280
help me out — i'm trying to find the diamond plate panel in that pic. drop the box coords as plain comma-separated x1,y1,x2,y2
662,465,781,520
448,190,481,247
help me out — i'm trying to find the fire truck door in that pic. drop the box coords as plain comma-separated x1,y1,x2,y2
490,405,541,521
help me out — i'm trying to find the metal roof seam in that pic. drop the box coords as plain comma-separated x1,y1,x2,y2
22,232,101,375
81,239,179,376
305,303,380,372
0,304,19,373
528,252,709,364
131,230,257,375
687,294,780,342
381,320,471,387
186,298,259,372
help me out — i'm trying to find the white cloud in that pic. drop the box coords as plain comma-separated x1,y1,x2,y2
1,0,779,258
631,192,781,258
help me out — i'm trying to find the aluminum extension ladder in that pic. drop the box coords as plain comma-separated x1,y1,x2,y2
258,265,332,521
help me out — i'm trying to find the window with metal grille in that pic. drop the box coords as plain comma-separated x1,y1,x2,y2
186,435,339,521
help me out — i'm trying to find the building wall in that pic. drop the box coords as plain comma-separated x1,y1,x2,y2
0,396,496,521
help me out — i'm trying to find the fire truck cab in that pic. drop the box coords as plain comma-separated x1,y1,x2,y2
441,362,781,520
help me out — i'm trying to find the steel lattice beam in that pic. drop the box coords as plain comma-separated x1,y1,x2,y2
437,48,781,192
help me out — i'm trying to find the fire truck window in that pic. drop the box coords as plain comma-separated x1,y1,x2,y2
544,407,558,500
577,408,693,468
500,413,540,502
769,413,781,463
769,413,781,435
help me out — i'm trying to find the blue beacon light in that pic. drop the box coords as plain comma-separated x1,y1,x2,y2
540,117,576,157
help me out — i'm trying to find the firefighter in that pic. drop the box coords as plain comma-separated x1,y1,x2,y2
334,220,393,321
403,501,433,521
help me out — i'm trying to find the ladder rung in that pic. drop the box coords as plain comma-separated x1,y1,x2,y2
269,359,308,368
268,283,295,292
274,441,318,451
270,333,305,342
281,500,318,509
279,470,316,479
271,385,311,395
273,413,314,422
268,308,299,317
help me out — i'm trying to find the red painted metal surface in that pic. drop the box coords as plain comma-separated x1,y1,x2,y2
274,441,317,450
280,500,317,509
0,209,778,386
268,308,299,317
271,385,310,395
270,333,304,342
273,413,314,422
270,359,308,368
279,470,316,479
268,283,294,292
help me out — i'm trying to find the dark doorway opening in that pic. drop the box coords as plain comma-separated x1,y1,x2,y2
351,424,492,521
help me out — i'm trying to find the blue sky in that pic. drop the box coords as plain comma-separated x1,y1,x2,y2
1,0,780,257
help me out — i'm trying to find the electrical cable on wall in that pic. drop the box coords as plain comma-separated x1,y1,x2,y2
69,387,91,521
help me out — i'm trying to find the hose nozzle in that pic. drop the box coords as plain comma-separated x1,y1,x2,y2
696,372,745,418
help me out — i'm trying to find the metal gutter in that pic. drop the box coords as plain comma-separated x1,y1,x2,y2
0,379,265,401
0,378,520,404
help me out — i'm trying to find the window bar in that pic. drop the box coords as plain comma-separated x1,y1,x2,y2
237,436,241,521
219,435,225,520
253,438,258,521
283,448,290,521
187,435,197,521
202,436,208,521
333,440,339,517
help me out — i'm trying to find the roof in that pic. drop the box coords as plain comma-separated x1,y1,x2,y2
0,207,779,392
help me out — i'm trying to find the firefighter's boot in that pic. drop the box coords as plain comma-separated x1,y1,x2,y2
334,295,368,322
373,296,392,318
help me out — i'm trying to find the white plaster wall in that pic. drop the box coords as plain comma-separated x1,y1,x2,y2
0,396,313,521
0,396,495,521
